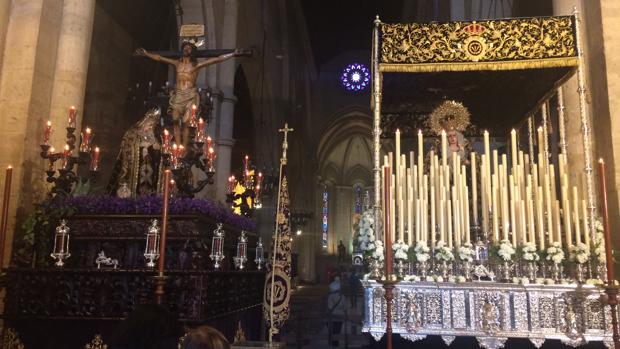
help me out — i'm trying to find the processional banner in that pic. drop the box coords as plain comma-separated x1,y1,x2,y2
262,170,292,332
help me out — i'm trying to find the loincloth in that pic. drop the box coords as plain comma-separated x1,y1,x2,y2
168,88,199,122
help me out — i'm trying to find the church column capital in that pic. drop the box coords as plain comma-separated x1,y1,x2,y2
217,137,236,147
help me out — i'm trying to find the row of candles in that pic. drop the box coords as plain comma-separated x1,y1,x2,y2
43,107,101,171
383,128,592,251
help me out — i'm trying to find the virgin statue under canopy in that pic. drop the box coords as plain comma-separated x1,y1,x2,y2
428,100,473,165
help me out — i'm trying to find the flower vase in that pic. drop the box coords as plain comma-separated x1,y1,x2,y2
462,260,473,281
575,263,585,284
526,261,538,282
439,261,451,279
418,260,428,281
500,261,512,282
396,259,406,279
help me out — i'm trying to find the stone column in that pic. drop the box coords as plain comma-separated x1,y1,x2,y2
0,0,11,75
214,0,239,202
48,0,95,146
215,95,237,201
553,1,590,194
0,0,64,266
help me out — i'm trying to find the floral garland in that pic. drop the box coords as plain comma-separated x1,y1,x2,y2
497,239,516,262
414,240,431,263
393,240,410,261
570,242,590,264
457,242,474,262
434,241,454,262
521,242,540,262
545,241,565,264
356,210,376,255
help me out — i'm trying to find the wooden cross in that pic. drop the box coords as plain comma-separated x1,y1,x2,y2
279,123,294,162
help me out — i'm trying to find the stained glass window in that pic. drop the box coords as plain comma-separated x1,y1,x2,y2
354,185,363,214
322,186,328,249
340,63,370,91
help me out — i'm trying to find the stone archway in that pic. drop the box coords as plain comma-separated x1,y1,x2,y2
316,107,373,255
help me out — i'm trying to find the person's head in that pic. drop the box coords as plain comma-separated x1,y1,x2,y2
109,304,180,349
181,42,198,63
180,326,230,349
447,129,458,146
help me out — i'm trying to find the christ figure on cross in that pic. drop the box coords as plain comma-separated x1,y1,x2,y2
135,43,243,147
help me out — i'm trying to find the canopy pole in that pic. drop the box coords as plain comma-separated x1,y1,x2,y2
372,16,383,242
557,88,568,155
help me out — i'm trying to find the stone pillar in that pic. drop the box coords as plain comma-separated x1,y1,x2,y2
0,0,11,75
48,0,96,146
593,0,620,243
214,0,239,202
553,0,590,194
215,95,236,201
0,0,64,266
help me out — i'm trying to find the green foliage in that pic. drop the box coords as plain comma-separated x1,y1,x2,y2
14,201,76,267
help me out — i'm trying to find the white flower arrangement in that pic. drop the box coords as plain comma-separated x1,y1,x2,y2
512,277,530,285
586,278,604,286
356,210,375,252
369,239,384,261
570,242,591,264
455,275,466,283
434,240,454,262
414,240,431,263
404,275,421,282
592,217,606,264
497,239,516,262
457,242,475,262
521,242,540,262
545,242,565,264
392,240,410,261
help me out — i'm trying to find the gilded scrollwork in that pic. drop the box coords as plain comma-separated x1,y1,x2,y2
380,16,576,66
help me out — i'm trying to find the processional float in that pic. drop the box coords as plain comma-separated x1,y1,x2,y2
362,10,619,349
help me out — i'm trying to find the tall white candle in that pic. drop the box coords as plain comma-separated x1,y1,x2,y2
431,189,436,247
471,152,478,225
572,186,581,245
441,130,447,169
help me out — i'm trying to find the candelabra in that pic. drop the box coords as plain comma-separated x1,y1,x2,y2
162,109,216,198
40,108,100,198
226,156,264,217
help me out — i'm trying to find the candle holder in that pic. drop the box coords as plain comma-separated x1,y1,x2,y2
418,260,429,281
369,258,383,280
462,260,473,281
165,127,215,198
396,259,406,279
550,262,563,283
234,231,248,270
40,125,99,198
144,219,161,268
575,263,586,284
439,261,452,280
50,219,71,267
226,158,266,217
209,223,225,270
254,237,265,270
499,261,513,282
526,261,538,282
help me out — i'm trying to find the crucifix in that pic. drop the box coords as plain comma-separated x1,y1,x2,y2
278,123,294,163
134,24,252,148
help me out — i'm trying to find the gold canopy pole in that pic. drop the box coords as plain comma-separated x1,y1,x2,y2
541,102,550,169
528,117,535,170
372,16,383,242
573,8,597,238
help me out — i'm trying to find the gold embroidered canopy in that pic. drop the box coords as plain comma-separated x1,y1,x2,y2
372,15,579,135
378,16,578,73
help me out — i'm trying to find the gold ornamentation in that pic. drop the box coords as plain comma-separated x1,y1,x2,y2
380,16,577,68
234,321,246,343
3,328,25,349
428,101,471,135
84,334,107,349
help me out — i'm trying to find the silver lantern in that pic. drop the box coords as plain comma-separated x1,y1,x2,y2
254,237,265,270
144,219,160,268
210,223,225,269
50,219,71,267
234,231,248,270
